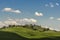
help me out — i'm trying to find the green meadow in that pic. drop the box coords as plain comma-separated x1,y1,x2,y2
0,25,60,40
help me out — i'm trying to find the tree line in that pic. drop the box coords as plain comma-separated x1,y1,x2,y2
1,24,50,32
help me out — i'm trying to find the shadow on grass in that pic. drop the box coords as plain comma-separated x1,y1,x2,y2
0,31,29,40
30,36,60,40
0,31,60,40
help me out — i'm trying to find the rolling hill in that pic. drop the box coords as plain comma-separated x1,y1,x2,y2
0,26,60,40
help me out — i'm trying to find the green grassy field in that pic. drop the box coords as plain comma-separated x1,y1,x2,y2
0,27,60,40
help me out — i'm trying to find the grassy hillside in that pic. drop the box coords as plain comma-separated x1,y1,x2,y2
0,27,60,40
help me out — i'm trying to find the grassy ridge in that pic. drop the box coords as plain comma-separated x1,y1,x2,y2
1,27,60,39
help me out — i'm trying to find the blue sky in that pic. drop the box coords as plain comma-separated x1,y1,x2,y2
0,0,60,31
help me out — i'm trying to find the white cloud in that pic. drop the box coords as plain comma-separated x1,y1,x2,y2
45,2,59,7
49,28,55,30
5,18,37,25
49,17,54,20
45,3,54,7
57,18,60,21
35,12,43,16
56,3,59,6
15,18,37,25
49,3,54,7
50,4,54,7
0,18,37,27
16,18,37,23
4,19,18,25
2,8,21,13
30,19,37,23
4,21,17,25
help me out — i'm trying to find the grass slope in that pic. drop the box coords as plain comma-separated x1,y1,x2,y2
0,27,60,40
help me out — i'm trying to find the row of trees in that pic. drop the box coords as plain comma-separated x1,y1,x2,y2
1,24,50,32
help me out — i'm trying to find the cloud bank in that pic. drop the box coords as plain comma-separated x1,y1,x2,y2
0,18,37,27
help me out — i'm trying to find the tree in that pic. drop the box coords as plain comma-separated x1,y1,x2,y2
23,24,28,28
29,24,34,29
2,26,6,29
12,25,16,27
8,25,12,27
43,28,50,31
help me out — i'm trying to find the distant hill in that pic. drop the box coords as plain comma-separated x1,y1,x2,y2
0,24,60,40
